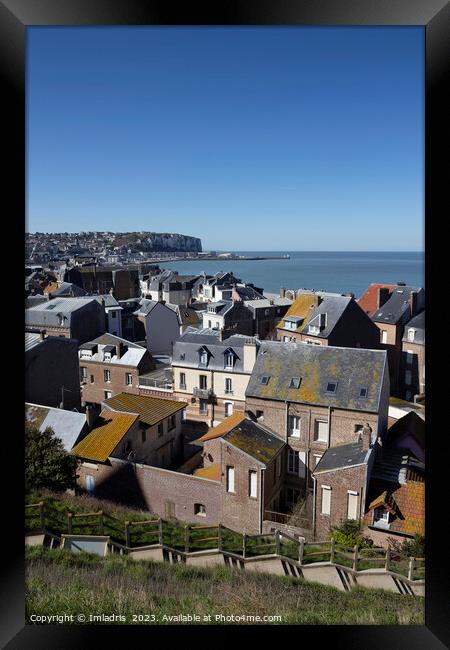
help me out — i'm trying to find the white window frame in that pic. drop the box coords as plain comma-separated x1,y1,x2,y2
313,454,322,467
314,420,328,443
347,491,359,520
321,485,331,515
104,390,112,400
224,352,234,369
104,369,111,383
125,373,133,386
288,415,301,438
249,470,257,498
381,330,388,344
225,377,233,394
224,401,234,417
226,466,235,493
408,329,416,342
194,503,206,517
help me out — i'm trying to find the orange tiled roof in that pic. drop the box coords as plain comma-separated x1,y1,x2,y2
366,480,425,536
198,412,246,442
193,464,222,481
357,283,396,318
71,409,138,462
43,282,59,294
276,293,318,332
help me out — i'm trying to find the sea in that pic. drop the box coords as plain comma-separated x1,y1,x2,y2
159,251,424,299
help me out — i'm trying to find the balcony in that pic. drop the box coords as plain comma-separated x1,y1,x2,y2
193,387,215,401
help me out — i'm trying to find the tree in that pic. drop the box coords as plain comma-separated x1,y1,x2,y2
25,422,79,493
330,519,373,549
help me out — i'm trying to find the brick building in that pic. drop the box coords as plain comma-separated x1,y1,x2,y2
400,311,425,401
25,296,106,344
79,334,155,406
245,341,389,516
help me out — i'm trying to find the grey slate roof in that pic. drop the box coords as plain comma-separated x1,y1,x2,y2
173,327,258,373
246,341,387,412
51,282,87,297
313,441,369,474
303,295,352,338
372,286,423,325
25,402,87,451
25,332,43,351
402,310,425,344
25,297,101,328
222,418,285,464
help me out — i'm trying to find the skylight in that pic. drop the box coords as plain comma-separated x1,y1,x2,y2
261,376,270,385
325,381,337,394
289,377,301,389
359,387,368,398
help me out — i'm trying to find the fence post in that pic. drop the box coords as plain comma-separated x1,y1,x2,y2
158,518,163,545
408,557,415,581
275,530,281,556
352,545,358,571
242,533,247,559
67,512,73,534
125,521,130,548
330,538,335,564
218,524,222,552
298,538,304,565
99,511,104,535
39,502,45,531
184,524,190,554
385,547,391,572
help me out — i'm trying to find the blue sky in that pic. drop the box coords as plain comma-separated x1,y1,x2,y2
27,27,424,251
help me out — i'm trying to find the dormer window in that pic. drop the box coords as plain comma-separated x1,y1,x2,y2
407,328,416,342
289,377,301,389
261,376,270,385
180,353,185,361
224,350,234,369
308,324,320,335
199,349,209,366
325,381,337,394
104,352,112,362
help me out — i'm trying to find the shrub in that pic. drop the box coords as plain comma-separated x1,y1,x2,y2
25,422,79,494
330,519,373,549
400,534,425,559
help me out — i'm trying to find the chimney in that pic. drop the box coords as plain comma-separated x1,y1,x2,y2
269,299,274,305
243,338,257,372
85,405,96,430
409,290,418,317
116,341,123,359
378,287,390,309
319,313,327,329
362,423,372,450
280,287,286,298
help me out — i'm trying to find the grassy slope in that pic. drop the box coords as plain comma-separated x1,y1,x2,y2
25,547,424,625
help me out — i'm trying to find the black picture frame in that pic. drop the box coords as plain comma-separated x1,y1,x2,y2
3,0,448,647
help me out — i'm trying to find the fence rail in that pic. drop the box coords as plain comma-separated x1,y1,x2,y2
25,500,424,580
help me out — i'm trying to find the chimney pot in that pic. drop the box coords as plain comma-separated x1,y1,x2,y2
280,287,286,298
362,423,372,450
378,287,390,309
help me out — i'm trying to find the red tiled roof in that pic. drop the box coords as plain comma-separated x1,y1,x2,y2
357,283,396,318
365,480,424,536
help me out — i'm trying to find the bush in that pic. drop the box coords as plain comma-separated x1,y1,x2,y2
400,534,425,559
330,519,373,549
25,422,79,494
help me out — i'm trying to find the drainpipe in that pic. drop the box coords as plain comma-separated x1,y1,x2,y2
327,406,331,446
285,400,288,440
260,468,265,533
312,475,317,539
210,370,215,427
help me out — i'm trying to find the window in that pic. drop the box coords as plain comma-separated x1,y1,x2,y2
194,503,206,517
85,475,95,495
125,373,133,386
179,372,186,390
326,381,337,394
373,507,390,527
224,402,233,417
199,350,208,366
256,410,264,421
381,330,388,344
405,370,412,385
225,377,233,394
249,470,257,498
313,454,322,467
226,466,235,493
199,399,208,415
314,420,328,443
405,390,412,401
180,353,185,361
157,423,163,437
104,390,112,399
285,487,300,508
224,351,234,368
208,320,212,328
104,352,112,362
359,387,368,398
406,351,414,365
283,336,290,342
354,424,364,436
289,377,301,389
80,367,87,381
90,374,94,384
408,329,415,342
104,369,111,383
288,415,301,437
199,374,208,390
288,449,304,475
261,375,270,385
165,500,175,519
111,311,117,319
168,415,176,431
321,486,331,515
182,409,187,421
347,491,359,520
